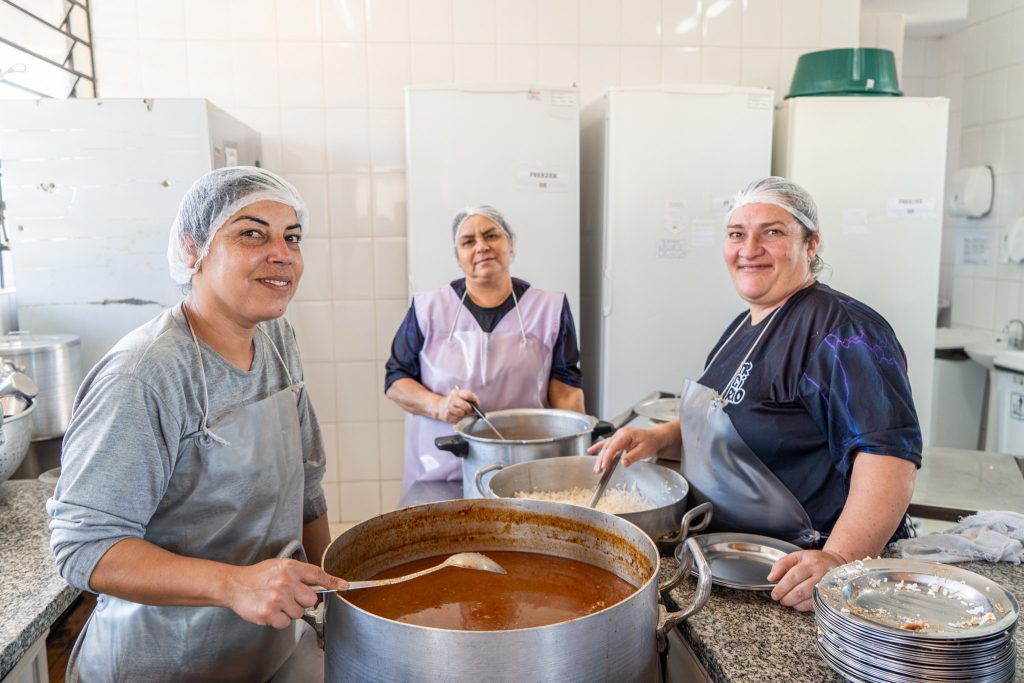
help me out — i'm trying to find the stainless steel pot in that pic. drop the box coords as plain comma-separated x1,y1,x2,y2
434,409,615,498
321,498,710,683
0,402,36,483
0,332,82,440
475,455,697,543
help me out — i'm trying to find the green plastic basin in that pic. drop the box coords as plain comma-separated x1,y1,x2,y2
786,48,902,98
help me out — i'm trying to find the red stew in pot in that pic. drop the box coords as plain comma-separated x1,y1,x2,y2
342,550,636,631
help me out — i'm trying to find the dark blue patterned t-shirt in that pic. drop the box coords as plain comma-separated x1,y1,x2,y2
697,283,922,541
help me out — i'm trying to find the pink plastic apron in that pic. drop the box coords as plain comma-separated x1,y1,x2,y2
402,283,563,493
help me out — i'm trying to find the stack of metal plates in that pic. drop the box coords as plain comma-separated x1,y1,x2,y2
814,559,1018,682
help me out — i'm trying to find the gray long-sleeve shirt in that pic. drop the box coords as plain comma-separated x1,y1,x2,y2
46,304,328,591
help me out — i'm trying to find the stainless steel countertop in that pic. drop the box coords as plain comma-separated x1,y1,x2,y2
910,446,1024,521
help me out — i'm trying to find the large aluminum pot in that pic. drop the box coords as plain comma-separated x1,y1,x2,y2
0,402,36,483
475,455,696,544
434,409,615,498
0,332,82,440
321,498,711,683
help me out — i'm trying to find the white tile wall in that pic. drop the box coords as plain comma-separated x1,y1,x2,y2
88,0,862,523
947,2,1024,335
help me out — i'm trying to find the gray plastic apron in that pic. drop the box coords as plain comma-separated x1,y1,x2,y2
67,320,314,683
678,308,823,547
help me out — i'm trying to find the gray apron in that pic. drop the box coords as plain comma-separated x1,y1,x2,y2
67,321,316,683
679,308,823,547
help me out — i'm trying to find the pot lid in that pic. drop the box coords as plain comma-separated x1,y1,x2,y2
0,331,80,351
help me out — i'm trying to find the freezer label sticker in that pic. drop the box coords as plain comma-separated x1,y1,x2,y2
664,202,687,234
887,198,935,218
747,92,773,110
658,239,687,259
711,194,734,214
516,169,570,192
691,220,716,247
550,91,577,107
1011,391,1024,422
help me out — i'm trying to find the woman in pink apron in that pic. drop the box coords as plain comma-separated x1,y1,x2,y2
48,168,346,681
593,177,920,612
385,206,585,493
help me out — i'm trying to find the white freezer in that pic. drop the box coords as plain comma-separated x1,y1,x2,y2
581,87,774,419
404,86,580,316
0,98,260,371
773,96,949,444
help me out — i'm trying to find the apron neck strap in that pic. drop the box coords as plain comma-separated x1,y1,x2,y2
257,325,296,386
446,282,527,344
705,306,782,400
447,287,470,341
510,287,527,344
181,306,230,446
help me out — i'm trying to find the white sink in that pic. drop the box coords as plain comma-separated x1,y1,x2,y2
964,338,1022,371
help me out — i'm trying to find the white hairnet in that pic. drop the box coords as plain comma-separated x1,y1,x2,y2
450,205,516,245
167,166,308,285
725,176,819,234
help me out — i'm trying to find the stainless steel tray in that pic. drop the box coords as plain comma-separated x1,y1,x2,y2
678,532,800,590
815,559,1020,639
633,397,680,423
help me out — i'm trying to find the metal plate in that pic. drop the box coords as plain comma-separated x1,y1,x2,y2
816,559,1020,639
633,397,680,423
679,532,800,590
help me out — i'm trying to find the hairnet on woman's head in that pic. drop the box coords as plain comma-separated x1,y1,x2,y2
450,205,515,245
725,176,819,234
167,166,308,285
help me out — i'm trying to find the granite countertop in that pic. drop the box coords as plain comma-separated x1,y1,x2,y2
660,554,1024,682
0,480,79,679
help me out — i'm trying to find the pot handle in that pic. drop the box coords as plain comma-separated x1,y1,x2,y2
656,537,712,646
590,420,616,441
474,462,503,496
678,501,713,539
434,434,469,458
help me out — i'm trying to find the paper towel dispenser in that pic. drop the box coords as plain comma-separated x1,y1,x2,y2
947,166,993,218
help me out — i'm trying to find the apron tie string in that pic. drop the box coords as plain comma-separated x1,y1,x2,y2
182,306,232,447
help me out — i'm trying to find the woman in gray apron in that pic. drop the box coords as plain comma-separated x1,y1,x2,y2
47,167,346,681
593,177,920,612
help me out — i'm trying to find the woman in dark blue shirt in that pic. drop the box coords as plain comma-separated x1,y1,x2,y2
593,177,920,612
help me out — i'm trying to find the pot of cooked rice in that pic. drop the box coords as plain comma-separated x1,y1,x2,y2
475,455,701,544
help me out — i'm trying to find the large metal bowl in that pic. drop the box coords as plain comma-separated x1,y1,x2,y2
434,409,615,498
0,403,37,483
475,455,694,544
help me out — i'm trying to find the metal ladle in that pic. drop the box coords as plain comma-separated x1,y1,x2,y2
588,450,623,509
311,552,507,594
469,402,506,440
453,384,506,439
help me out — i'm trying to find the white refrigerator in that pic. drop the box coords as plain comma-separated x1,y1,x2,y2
405,86,580,315
773,96,949,443
580,86,774,420
0,98,260,371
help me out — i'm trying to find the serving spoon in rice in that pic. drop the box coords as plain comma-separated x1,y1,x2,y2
588,450,623,509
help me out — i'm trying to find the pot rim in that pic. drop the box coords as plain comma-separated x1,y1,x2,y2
453,408,599,445
481,455,689,518
323,497,661,635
